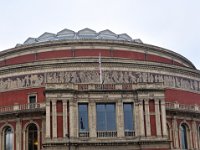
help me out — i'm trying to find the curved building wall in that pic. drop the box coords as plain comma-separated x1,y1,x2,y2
0,29,200,150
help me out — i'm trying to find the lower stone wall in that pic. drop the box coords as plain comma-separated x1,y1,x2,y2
43,143,170,150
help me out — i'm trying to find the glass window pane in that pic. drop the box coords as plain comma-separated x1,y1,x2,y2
106,104,116,130
78,104,89,131
97,104,106,131
28,124,38,150
181,124,188,149
4,127,13,150
96,103,116,131
124,103,133,131
29,96,36,103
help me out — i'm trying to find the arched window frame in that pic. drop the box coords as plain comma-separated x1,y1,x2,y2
179,122,191,149
0,124,14,150
23,122,40,150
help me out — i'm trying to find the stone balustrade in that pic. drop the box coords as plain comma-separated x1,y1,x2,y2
166,102,200,112
0,103,45,114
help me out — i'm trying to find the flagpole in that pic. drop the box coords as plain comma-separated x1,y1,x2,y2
99,53,102,84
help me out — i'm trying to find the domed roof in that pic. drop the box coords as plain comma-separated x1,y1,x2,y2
17,28,142,47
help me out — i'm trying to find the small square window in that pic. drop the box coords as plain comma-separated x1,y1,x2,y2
28,95,37,109
29,95,36,104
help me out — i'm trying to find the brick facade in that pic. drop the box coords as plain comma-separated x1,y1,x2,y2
0,29,199,150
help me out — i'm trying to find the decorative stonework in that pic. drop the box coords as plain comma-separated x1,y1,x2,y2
0,71,199,92
0,74,44,91
46,71,200,92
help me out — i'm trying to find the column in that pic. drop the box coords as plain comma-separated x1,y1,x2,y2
138,100,145,136
42,117,46,143
144,100,151,136
45,101,51,138
52,101,57,138
134,102,139,136
89,101,97,137
16,119,22,150
63,101,68,137
172,117,179,148
155,99,161,136
192,121,198,149
160,100,167,136
69,101,78,137
116,100,124,137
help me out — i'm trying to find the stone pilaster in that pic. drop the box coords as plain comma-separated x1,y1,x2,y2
116,100,124,137
138,100,145,136
45,101,51,138
69,100,78,137
89,101,97,137
172,117,179,148
192,121,198,149
160,100,167,136
144,100,151,136
155,99,161,136
134,102,139,136
63,101,68,137
52,101,57,138
42,116,46,143
16,119,22,150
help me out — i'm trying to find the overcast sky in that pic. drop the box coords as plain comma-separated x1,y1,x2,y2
0,0,199,69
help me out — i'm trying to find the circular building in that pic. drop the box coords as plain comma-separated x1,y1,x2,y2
0,28,200,150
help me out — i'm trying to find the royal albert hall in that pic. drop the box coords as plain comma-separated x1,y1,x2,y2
0,28,200,150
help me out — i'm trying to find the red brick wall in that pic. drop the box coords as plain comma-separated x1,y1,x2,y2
112,50,145,60
75,49,110,57
57,101,63,138
1,49,185,68
165,88,200,105
37,50,71,60
6,54,35,65
0,87,45,106
57,116,63,138
149,100,157,136
147,54,172,64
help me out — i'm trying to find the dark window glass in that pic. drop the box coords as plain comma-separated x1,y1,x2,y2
29,96,36,103
181,124,188,149
96,104,116,131
78,104,88,131
28,124,38,150
4,127,13,150
123,103,134,131
29,95,36,109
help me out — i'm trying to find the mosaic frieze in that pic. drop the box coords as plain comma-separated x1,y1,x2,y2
0,71,199,92
46,71,200,91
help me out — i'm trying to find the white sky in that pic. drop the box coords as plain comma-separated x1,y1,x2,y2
0,0,199,69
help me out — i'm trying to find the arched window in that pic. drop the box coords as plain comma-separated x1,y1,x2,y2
180,124,188,149
27,124,38,150
4,126,13,150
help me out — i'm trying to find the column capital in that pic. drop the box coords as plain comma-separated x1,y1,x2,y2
63,100,67,105
52,100,57,105
144,100,149,104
